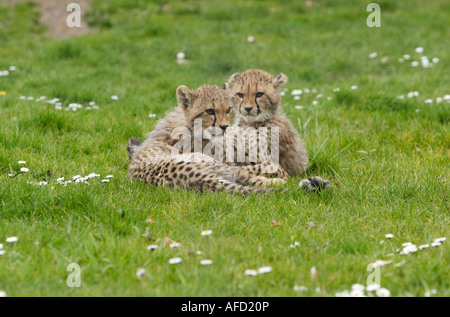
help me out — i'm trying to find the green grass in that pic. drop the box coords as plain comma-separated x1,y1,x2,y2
0,0,448,297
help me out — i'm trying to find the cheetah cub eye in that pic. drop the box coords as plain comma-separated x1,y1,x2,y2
255,92,264,98
205,108,215,115
236,92,244,98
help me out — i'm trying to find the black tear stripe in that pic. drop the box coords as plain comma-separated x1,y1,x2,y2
254,83,261,115
211,102,217,127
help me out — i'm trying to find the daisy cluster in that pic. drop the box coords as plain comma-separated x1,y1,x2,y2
0,236,19,256
335,235,446,297
0,66,16,77
19,95,100,111
143,229,215,273
335,283,390,297
397,91,450,105
7,161,113,186
369,47,440,69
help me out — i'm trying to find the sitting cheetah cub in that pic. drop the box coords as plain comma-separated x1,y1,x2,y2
127,84,287,195
228,69,330,192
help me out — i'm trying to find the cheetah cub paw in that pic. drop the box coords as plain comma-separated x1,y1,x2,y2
299,176,331,193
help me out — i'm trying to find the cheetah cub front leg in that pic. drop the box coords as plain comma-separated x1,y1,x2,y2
299,176,332,193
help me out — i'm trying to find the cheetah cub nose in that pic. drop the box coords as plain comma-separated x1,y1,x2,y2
219,124,228,131
244,107,253,113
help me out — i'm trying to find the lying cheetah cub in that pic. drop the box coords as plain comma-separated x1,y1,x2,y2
227,69,330,192
127,84,287,195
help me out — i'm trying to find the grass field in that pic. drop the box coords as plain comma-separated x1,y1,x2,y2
0,0,448,297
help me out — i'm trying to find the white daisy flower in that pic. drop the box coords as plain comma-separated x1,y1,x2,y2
176,52,185,60
257,266,272,274
434,237,446,242
18,161,26,164
294,105,303,110
247,36,255,43
366,283,381,291
289,241,300,248
168,257,182,264
310,266,318,278
105,175,114,178
350,289,365,297
0,250,5,255
369,52,378,59
136,268,146,278
411,61,419,67
148,114,156,118
200,259,213,265
403,54,410,60
6,236,18,243
432,57,439,64
376,288,391,297
351,85,358,90
436,97,443,104
304,88,310,93
398,58,404,63
244,269,258,276
111,95,119,101
385,233,394,239
333,88,340,92
20,167,29,173
430,241,441,247
201,230,213,236
351,284,365,291
424,99,433,104
335,290,350,297
418,244,430,250
293,285,308,292
101,179,110,183
146,245,158,251
415,47,424,53
0,290,6,297
0,244,3,249
9,66,16,71
293,95,300,100
169,242,181,248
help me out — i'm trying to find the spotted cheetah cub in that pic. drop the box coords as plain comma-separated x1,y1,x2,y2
227,69,330,192
127,84,287,195
227,69,309,175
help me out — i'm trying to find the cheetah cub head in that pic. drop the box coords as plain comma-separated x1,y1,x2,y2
176,84,236,136
228,69,287,123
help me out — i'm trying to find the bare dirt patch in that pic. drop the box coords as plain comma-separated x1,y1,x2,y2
6,0,95,39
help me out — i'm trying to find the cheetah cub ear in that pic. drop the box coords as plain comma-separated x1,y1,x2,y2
176,85,194,109
220,82,229,90
273,72,288,89
228,72,241,84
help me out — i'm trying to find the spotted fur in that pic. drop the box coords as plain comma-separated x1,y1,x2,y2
127,84,287,195
227,69,309,176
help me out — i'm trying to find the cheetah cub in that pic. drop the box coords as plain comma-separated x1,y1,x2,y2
228,69,330,192
127,84,287,195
